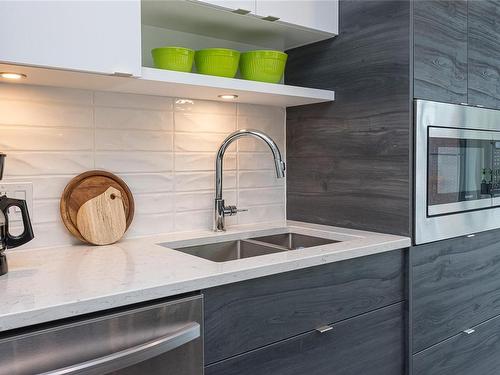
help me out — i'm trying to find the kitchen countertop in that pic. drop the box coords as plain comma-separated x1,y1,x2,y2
0,220,410,332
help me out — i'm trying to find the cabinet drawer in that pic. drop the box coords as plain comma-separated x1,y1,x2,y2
206,302,405,375
412,230,500,352
204,250,405,363
414,313,500,375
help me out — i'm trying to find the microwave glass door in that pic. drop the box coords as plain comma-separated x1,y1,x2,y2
427,127,494,216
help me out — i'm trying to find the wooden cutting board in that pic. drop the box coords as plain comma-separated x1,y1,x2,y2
76,186,127,245
60,170,134,245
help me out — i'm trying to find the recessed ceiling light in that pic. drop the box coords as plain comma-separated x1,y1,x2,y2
218,94,238,100
0,72,27,80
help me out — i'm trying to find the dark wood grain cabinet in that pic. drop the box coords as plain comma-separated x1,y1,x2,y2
468,0,500,109
203,250,405,364
413,313,500,375
413,0,468,103
206,302,405,375
413,0,500,107
411,229,500,353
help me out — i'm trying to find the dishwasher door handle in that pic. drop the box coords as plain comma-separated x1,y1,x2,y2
39,322,200,375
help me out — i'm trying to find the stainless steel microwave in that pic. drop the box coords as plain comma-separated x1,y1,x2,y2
415,100,500,244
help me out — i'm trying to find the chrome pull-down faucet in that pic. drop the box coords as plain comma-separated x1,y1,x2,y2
214,129,285,232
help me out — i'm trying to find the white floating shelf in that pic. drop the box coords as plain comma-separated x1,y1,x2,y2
140,67,334,106
0,64,335,107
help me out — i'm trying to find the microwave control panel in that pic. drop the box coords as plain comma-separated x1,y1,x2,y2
482,142,500,196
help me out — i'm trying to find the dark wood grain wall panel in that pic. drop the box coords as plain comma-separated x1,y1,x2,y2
413,0,467,103
285,0,412,236
468,0,500,109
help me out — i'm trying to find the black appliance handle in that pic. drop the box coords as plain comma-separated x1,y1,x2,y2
0,197,34,248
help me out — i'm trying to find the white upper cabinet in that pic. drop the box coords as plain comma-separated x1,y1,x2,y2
0,1,142,76
256,0,338,34
194,0,256,14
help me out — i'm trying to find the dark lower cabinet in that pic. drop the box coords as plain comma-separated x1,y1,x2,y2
413,0,467,104
204,250,405,364
206,302,405,375
468,0,500,109
413,313,500,375
411,229,500,353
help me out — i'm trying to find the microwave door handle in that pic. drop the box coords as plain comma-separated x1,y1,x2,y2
38,322,200,375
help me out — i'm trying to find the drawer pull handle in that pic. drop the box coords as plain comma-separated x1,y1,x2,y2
232,8,251,14
38,322,200,375
262,15,280,22
316,325,333,334
112,72,133,77
463,328,475,335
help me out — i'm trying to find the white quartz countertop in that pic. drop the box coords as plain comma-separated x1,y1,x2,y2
0,220,410,332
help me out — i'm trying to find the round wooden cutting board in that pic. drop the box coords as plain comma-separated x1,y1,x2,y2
60,170,134,244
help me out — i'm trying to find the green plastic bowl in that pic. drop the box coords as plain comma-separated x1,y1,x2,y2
240,50,288,83
195,48,240,78
151,47,194,72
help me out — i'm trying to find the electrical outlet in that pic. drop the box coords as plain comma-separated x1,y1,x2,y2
0,182,33,223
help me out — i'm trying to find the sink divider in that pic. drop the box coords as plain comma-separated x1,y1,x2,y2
241,238,291,252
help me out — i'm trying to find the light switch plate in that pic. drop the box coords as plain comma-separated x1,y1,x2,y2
0,182,33,223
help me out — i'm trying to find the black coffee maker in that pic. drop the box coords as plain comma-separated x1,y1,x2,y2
0,153,34,276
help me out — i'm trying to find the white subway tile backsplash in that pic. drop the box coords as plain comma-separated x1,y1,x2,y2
238,103,285,119
0,84,93,105
2,176,72,200
238,204,286,225
32,199,61,223
95,152,173,173
239,170,285,188
0,84,285,248
28,222,80,248
94,92,173,111
175,112,236,133
127,213,175,237
175,190,237,212
4,152,94,176
238,152,277,170
96,129,173,151
117,173,174,194
175,171,236,192
174,210,237,232
174,98,236,115
0,100,93,128
0,126,93,151
95,107,174,131
175,210,212,232
175,153,236,171
134,193,175,214
239,188,285,207
237,116,285,152
175,132,237,152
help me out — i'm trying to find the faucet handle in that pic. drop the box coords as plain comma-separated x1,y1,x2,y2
224,205,248,216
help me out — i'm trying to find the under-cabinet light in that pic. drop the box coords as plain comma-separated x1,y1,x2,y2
218,94,239,100
0,72,27,80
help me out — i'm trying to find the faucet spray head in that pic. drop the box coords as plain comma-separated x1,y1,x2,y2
275,159,286,178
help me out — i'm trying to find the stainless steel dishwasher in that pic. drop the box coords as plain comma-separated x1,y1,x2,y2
0,295,203,375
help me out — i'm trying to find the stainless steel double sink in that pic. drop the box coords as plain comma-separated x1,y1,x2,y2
163,233,338,262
